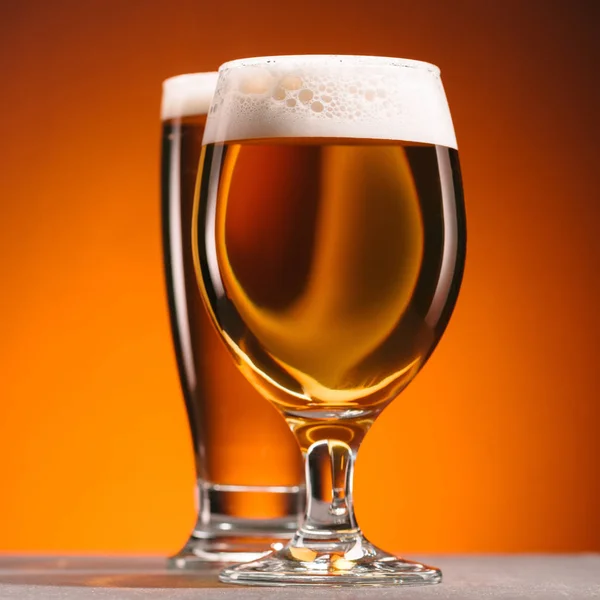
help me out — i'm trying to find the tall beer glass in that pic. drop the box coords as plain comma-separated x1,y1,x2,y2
194,55,466,585
161,73,304,566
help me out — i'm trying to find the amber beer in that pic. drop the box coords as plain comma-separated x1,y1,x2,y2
160,74,303,563
195,63,465,452
199,140,464,441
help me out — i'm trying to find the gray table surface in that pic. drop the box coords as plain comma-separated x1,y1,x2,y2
0,555,597,599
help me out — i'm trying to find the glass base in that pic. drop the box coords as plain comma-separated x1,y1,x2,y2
169,482,303,568
219,536,442,586
168,536,286,567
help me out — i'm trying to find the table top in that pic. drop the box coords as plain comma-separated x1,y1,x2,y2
0,555,598,599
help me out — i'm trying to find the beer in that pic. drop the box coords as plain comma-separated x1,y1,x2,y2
161,74,303,562
194,59,465,449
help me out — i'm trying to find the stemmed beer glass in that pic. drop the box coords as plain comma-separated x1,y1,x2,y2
193,55,466,585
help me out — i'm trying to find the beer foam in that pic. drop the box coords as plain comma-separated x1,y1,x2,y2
203,56,457,149
161,72,219,120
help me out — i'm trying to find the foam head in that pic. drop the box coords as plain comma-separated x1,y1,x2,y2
203,55,457,149
161,72,219,121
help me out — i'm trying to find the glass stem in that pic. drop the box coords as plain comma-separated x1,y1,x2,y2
300,439,360,539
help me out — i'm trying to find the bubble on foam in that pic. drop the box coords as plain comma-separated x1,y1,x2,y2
298,89,313,104
161,72,219,120
203,56,457,149
311,100,324,113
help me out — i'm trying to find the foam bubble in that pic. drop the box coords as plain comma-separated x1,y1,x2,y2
203,56,457,149
161,72,219,121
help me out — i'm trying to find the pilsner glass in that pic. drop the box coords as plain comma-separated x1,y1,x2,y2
194,55,466,585
160,73,304,566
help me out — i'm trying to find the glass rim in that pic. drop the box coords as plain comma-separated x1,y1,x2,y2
218,55,440,74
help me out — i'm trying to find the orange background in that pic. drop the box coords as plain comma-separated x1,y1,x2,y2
1,0,598,554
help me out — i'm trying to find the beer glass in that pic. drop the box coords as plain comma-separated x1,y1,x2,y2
160,73,304,566
194,55,466,585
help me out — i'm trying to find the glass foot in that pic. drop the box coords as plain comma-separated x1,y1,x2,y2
219,536,442,586
168,536,281,567
168,483,303,568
